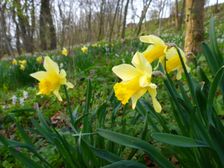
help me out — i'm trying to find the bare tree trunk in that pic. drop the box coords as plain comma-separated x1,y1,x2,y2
117,0,124,38
214,0,219,13
15,0,33,53
121,0,130,39
0,2,13,56
184,0,205,54
58,3,65,49
135,0,152,36
98,0,105,41
175,0,179,29
40,0,57,50
87,0,92,42
158,0,167,35
178,0,185,30
30,0,35,52
12,5,22,55
109,0,121,43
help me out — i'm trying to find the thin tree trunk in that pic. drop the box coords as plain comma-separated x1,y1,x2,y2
135,0,152,36
40,0,57,50
15,0,33,53
158,0,166,35
109,0,121,43
30,0,35,52
0,2,13,56
184,0,205,54
12,5,21,55
98,0,105,41
175,0,179,29
178,0,185,30
121,0,130,39
214,0,219,13
87,0,92,42
117,0,124,38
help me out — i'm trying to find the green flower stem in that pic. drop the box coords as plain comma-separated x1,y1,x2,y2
63,85,75,127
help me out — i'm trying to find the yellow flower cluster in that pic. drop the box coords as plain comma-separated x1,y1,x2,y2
19,60,27,71
12,58,27,70
81,46,88,53
112,35,190,113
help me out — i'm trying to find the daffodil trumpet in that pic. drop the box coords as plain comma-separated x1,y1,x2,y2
112,52,162,113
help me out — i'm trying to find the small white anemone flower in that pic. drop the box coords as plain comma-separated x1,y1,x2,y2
12,95,17,105
23,91,29,99
19,97,25,106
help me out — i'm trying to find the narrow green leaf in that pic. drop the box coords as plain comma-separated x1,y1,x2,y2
102,160,147,168
152,133,208,147
209,125,224,166
97,129,174,168
0,136,42,168
209,18,223,65
92,147,122,162
201,42,219,74
207,65,224,107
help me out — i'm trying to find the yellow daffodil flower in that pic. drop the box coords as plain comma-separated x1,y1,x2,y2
36,56,43,64
62,48,68,56
19,60,27,71
81,46,88,53
112,52,162,112
140,35,190,80
19,60,27,66
165,47,191,80
20,64,26,71
12,59,17,65
140,35,167,63
30,56,74,101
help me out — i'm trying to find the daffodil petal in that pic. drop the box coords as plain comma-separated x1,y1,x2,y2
148,87,162,113
44,56,59,74
53,90,62,101
112,64,140,81
149,83,157,89
131,88,147,109
60,69,66,78
152,97,162,113
176,69,182,80
132,52,152,75
165,47,177,59
66,82,74,88
30,71,48,81
140,35,165,46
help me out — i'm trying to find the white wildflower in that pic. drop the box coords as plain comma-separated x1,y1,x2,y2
23,91,28,99
19,97,24,106
12,95,17,105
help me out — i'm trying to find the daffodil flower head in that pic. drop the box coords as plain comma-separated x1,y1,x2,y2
81,46,88,53
140,35,167,63
165,47,190,80
12,59,17,65
18,59,27,71
20,64,26,71
112,52,162,112
36,56,43,64
62,48,68,56
19,60,27,66
30,56,74,101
